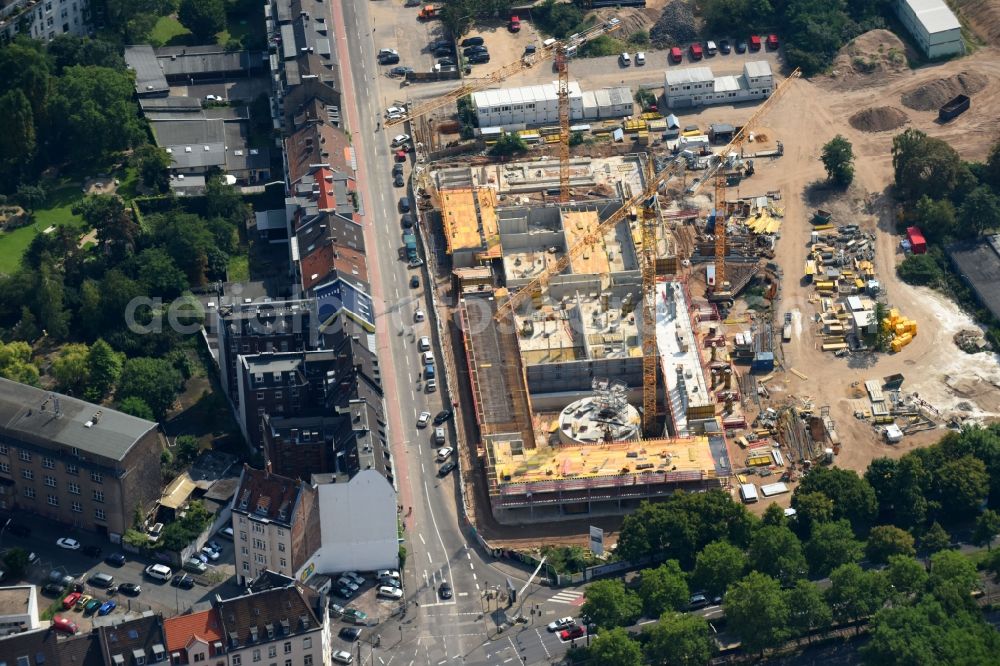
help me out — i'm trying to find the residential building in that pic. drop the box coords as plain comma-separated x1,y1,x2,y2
95,613,169,665
163,608,226,665
0,0,90,43
664,61,773,109
0,627,64,665
285,113,353,186
0,378,165,541
154,45,267,84
896,0,964,58
230,466,320,585
216,580,330,666
151,119,228,176
294,209,367,293
0,585,38,637
125,45,171,98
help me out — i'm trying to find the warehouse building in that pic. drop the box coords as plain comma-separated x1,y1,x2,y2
895,0,964,59
664,61,773,109
472,82,633,129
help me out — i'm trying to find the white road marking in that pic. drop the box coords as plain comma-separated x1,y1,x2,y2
438,661,447,665
469,562,474,570
458,592,469,597
476,583,481,591
472,573,477,581
421,463,426,474
419,533,426,545
423,478,455,591
536,629,551,658
466,552,472,559
503,659,513,664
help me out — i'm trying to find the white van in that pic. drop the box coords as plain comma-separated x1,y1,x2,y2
145,564,173,581
635,52,646,65
542,38,557,48
422,351,434,366
619,52,631,66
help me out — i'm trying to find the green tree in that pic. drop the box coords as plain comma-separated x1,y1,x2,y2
790,491,834,538
0,42,51,119
118,357,184,420
784,580,832,640
581,580,642,629
440,0,476,38
51,343,91,395
820,135,854,187
178,0,227,42
693,540,747,598
921,521,951,554
912,195,957,243
986,139,1000,190
761,502,787,527
825,563,889,627
135,247,188,298
896,253,944,286
724,572,789,656
489,131,528,157
174,435,201,465
0,341,40,385
532,0,585,38
36,259,70,339
638,560,689,617
870,300,893,352
2,548,31,578
133,144,172,193
958,186,1000,238
588,627,642,666
118,395,155,420
643,612,714,666
15,183,46,213
885,555,928,598
927,549,978,608
73,194,137,261
892,128,970,204
974,509,1000,550
47,35,125,72
933,454,989,521
792,466,877,532
866,525,916,564
748,525,807,585
805,519,863,578
0,89,37,186
86,339,123,400
204,173,248,223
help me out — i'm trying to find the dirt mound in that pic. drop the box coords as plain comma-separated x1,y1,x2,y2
849,106,909,132
829,30,909,88
900,71,989,111
650,0,698,49
953,0,1000,46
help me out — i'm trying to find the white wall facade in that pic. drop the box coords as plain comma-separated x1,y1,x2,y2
0,0,90,42
233,513,295,585
305,470,398,575
473,82,584,129
228,625,330,666
895,0,964,58
664,62,774,109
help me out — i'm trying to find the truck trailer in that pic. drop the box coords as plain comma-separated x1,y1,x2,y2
939,94,970,122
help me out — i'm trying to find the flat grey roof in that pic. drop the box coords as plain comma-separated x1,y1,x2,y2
124,45,169,95
152,118,227,169
948,236,1000,321
0,378,158,462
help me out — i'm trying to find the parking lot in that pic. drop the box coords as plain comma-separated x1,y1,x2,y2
0,513,242,632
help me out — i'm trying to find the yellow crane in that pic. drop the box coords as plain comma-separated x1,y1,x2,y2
383,20,621,130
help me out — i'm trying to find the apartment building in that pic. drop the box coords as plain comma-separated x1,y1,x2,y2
0,0,90,43
217,581,330,666
0,378,165,541
95,613,169,665
230,465,320,585
163,608,227,665
0,585,39,637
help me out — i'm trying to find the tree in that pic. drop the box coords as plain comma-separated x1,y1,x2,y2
870,300,893,352
789,491,834,538
73,194,137,261
820,135,854,187
866,525,916,564
638,560,689,617
174,435,201,466
986,139,1000,190
784,580,832,640
86,339,123,400
204,173,248,223
933,455,989,521
51,343,91,395
440,0,476,38
958,186,1000,238
118,396,155,420
178,0,227,42
132,144,172,193
489,132,528,157
580,580,642,629
0,89,36,186
921,521,951,554
724,572,789,656
761,502,787,527
885,555,928,598
47,35,125,72
532,0,586,38
693,540,747,598
912,195,957,243
892,128,969,203
0,341,40,385
15,183,46,213
748,525,807,585
973,509,1000,550
35,259,70,339
135,247,188,298
587,627,642,666
805,519,863,578
2,548,30,578
643,612,714,666
792,466,877,532
896,253,944,286
825,563,889,627
0,42,51,120
927,549,979,608
117,357,184,421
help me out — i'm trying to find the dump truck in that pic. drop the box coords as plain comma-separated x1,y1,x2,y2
418,4,441,19
939,94,969,122
403,232,423,266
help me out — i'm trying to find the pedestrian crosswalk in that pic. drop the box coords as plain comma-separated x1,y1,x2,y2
548,589,585,606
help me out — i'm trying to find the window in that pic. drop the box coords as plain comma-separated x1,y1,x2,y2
232,657,242,666
0,443,8,454
302,638,311,650
241,546,249,556
252,523,264,534
268,646,277,658
71,447,79,457
69,482,80,495
66,463,77,475
303,656,313,666
48,494,58,506
72,501,82,513
43,456,55,469
252,648,261,662
19,451,30,462
93,490,104,502
95,508,106,520
280,558,287,568
277,543,285,552
91,471,103,483
276,528,284,537
24,487,35,499
256,392,265,400
285,661,292,666
22,469,33,480
194,655,205,663
253,539,265,549
284,643,291,654
243,562,250,572
255,553,266,564
45,475,56,487
0,462,8,473
240,531,247,542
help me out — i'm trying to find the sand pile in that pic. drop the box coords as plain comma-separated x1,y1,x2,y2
650,0,697,49
900,71,989,111
829,30,909,88
849,106,909,132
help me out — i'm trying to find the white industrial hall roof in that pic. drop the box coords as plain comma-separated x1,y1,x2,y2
903,0,961,33
743,60,773,78
473,82,582,108
665,66,714,86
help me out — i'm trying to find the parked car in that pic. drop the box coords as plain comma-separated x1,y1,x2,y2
689,43,703,60
183,558,207,574
461,36,484,47
705,40,718,56
429,39,453,51
97,599,117,616
145,564,173,581
392,162,404,176
119,582,141,596
52,615,79,635
333,586,354,599
84,598,102,614
418,336,431,351
42,583,65,596
49,570,75,587
105,552,126,567
75,594,93,611
340,626,363,641
333,650,354,664
437,57,455,67
57,538,81,550
394,174,405,187
219,526,234,540
735,39,747,53
635,52,646,65
201,546,220,561
385,105,406,118
342,608,367,624
377,585,403,600
749,34,761,51
89,572,115,589
207,540,223,553
560,625,585,641
433,46,453,57
378,52,400,64
719,39,732,54
433,409,453,425
688,593,709,610
391,134,411,148
438,581,452,599
548,617,575,632
398,197,411,212
669,46,683,63
766,34,779,49
62,592,82,610
329,603,346,618
436,446,452,462
438,461,456,477
619,52,630,66
417,411,432,428
467,53,490,64
390,66,414,77
337,577,359,592
463,45,488,56
401,214,414,229
414,309,425,322
171,574,195,590
425,379,437,393
377,569,400,582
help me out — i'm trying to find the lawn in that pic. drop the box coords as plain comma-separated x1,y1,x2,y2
149,15,192,47
0,183,86,275
227,253,250,282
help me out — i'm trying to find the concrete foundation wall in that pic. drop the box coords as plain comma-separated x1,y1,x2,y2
526,356,644,394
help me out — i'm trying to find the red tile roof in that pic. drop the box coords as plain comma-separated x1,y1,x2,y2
164,609,225,653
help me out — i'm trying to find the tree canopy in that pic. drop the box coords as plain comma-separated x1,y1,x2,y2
724,572,789,655
178,0,227,42
637,560,689,617
587,627,643,666
643,612,715,666
821,135,855,187
581,580,642,629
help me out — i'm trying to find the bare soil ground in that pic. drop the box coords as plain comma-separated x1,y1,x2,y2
826,29,913,91
954,0,1000,45
899,70,989,110
848,106,910,132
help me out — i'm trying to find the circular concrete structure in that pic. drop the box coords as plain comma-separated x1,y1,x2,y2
558,396,641,446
